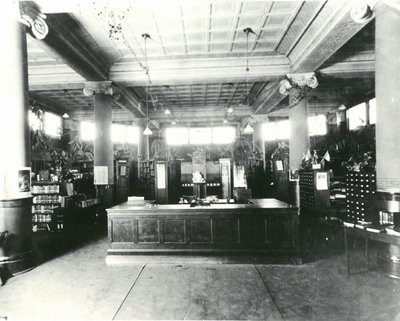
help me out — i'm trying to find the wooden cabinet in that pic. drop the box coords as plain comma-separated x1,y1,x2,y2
345,171,376,223
114,159,129,204
299,170,330,223
219,158,232,199
139,160,155,200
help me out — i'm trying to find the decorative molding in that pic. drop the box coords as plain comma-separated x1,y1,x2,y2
350,0,378,23
83,81,113,96
279,72,318,98
19,2,48,40
287,73,319,88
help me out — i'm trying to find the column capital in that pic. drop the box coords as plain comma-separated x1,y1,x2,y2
350,0,378,23
279,72,318,96
83,81,114,96
19,2,48,40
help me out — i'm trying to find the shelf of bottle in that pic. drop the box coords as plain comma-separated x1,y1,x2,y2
32,202,61,205
32,211,54,214
32,193,60,196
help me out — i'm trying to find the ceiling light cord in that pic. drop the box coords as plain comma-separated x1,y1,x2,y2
243,27,255,133
142,33,152,136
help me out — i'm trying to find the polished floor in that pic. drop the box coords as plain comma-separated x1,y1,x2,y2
1,226,400,321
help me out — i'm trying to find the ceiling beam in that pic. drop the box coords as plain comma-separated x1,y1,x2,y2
29,92,67,116
28,64,85,89
289,1,372,73
318,49,375,78
110,56,290,86
29,13,110,81
29,82,85,91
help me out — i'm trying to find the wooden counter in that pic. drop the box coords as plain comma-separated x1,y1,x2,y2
106,198,300,264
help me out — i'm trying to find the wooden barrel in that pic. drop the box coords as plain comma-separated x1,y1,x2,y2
0,197,34,274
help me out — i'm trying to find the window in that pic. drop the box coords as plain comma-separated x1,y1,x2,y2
212,127,236,144
29,110,41,131
112,124,139,144
276,120,290,140
80,121,95,141
165,127,189,145
80,123,139,144
44,112,61,137
262,121,290,141
308,114,327,136
348,102,367,130
262,122,277,141
369,98,376,125
127,126,139,144
112,124,127,143
189,127,211,145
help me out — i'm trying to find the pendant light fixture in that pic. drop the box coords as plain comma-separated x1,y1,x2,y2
244,123,254,134
142,33,152,136
242,27,255,133
243,27,255,108
62,90,70,118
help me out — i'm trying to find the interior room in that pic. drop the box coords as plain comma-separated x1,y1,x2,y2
1,0,400,320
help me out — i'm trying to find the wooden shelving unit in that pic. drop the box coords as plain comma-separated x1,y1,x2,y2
330,176,347,220
139,160,155,200
31,181,61,232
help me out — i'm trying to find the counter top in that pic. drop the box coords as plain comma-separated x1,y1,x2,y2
107,198,296,213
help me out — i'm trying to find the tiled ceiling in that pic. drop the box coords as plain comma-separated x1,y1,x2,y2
109,0,301,58
27,0,374,126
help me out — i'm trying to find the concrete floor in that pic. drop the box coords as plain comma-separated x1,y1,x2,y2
1,228,400,321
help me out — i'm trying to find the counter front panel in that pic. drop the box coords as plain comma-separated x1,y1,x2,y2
106,199,300,264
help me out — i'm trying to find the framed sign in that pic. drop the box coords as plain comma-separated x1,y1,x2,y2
94,166,108,185
316,172,328,190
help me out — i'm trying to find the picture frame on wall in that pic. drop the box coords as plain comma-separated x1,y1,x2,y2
18,167,31,193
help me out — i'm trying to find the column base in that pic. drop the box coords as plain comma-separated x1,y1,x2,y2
0,197,35,274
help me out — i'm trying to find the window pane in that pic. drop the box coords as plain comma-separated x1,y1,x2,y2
276,120,290,140
369,98,376,125
127,126,139,144
80,121,95,141
348,102,367,130
29,110,41,131
308,114,327,136
212,127,235,144
112,124,126,143
44,112,61,137
166,127,189,145
189,127,211,145
262,122,277,141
